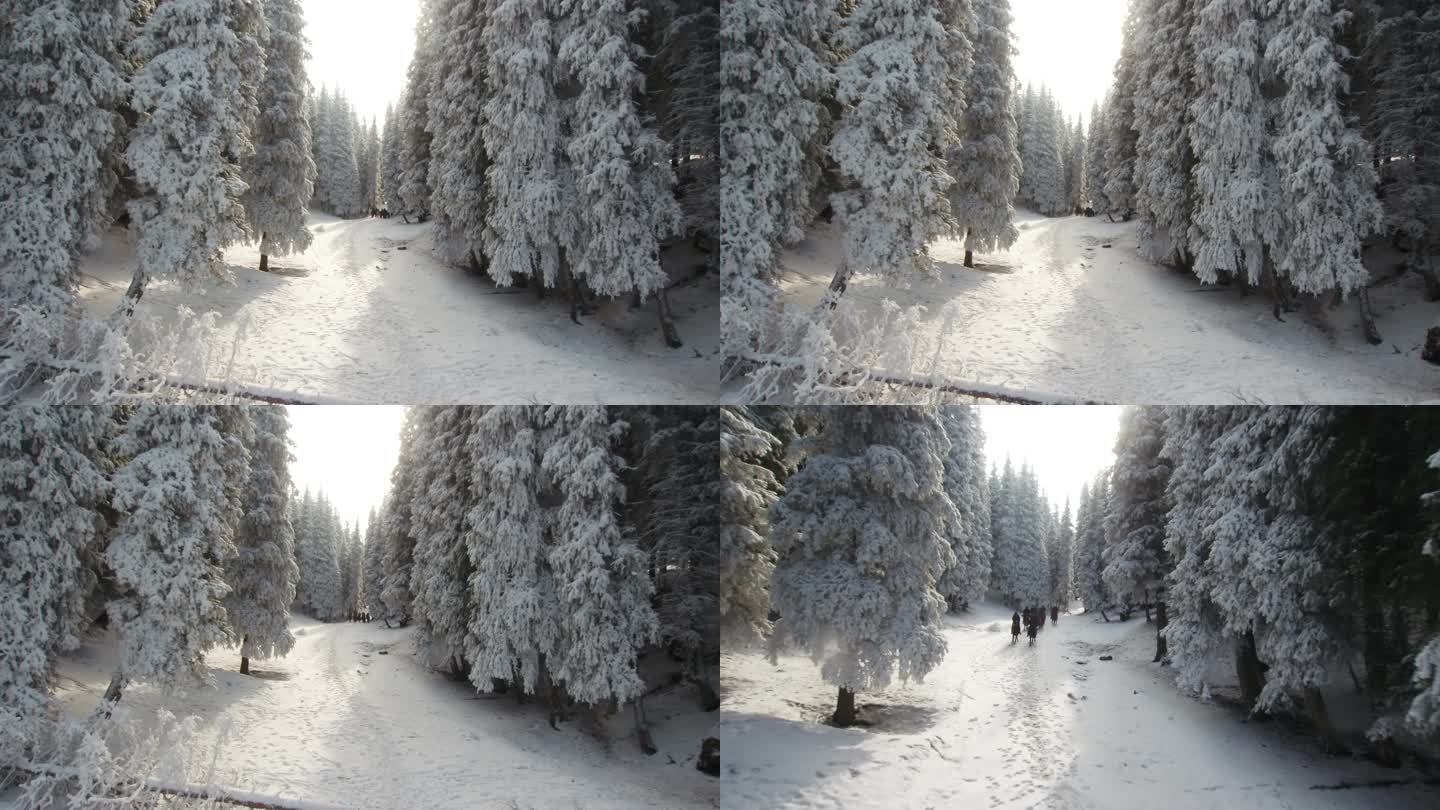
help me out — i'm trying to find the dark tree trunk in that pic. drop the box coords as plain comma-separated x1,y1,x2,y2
1362,569,1388,693
1236,629,1266,712
1357,286,1383,345
1304,686,1344,754
634,697,657,755
120,269,148,318
240,636,250,675
1153,600,1168,663
259,252,269,273
569,267,584,325
655,287,683,348
833,686,857,727
695,677,720,712
1144,603,1152,623
825,260,852,310
1098,606,1110,623
964,249,974,268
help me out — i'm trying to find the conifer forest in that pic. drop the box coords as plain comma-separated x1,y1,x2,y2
5,0,1440,809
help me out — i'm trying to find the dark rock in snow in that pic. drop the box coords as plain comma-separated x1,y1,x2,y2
1101,243,1113,248
1099,655,1114,661
697,737,720,777
1423,326,1440,365
397,245,408,251
378,650,389,655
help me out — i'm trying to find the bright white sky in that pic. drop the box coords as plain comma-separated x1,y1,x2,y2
285,406,406,533
980,406,1122,517
301,0,419,125
1012,0,1128,123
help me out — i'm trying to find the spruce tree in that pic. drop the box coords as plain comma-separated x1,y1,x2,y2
948,0,1020,267
719,406,784,645
242,0,315,273
225,406,299,674
769,406,956,727
122,0,265,314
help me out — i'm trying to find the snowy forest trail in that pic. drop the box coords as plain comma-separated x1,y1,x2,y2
720,603,1440,810
50,618,716,809
776,215,1439,403
77,215,717,403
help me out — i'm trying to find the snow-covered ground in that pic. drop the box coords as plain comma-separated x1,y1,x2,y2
34,616,717,809
772,212,1440,403
77,215,717,403
720,602,1440,810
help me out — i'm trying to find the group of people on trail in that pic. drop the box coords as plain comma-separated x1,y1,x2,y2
1010,606,1061,646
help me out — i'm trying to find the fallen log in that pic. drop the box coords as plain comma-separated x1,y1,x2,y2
735,354,1105,404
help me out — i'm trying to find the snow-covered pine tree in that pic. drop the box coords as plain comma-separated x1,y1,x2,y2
826,0,955,295
1064,117,1086,212
224,406,298,675
937,406,992,611
626,405,722,707
381,412,423,626
1358,0,1440,299
106,405,247,700
1049,499,1074,609
241,0,314,273
1033,91,1069,216
396,3,437,223
361,506,384,615
542,406,658,706
0,0,130,379
1159,406,1235,696
1409,447,1440,734
0,406,110,744
718,0,829,355
947,0,1020,267
361,117,380,211
1187,0,1270,285
648,0,720,254
989,457,1023,605
122,0,265,314
1131,0,1196,268
1012,466,1051,608
1083,98,1106,211
408,407,478,674
769,406,956,727
1100,2,1142,221
298,493,343,621
1016,84,1039,209
426,0,489,269
463,405,560,696
378,102,400,210
479,0,570,286
1076,467,1112,615
719,406,784,645
1103,405,1173,660
1265,0,1383,336
560,0,682,338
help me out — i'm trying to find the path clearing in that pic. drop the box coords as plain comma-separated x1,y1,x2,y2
79,215,717,403
720,603,1440,810
52,618,717,809
777,214,1439,403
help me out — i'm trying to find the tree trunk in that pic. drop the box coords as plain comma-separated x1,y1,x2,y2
824,259,852,310
633,697,657,755
1153,599,1168,663
569,267,584,325
259,252,269,273
1098,606,1110,623
655,287,683,348
1144,603,1152,623
120,269,148,318
1236,629,1266,712
833,686,857,727
240,635,250,675
1304,686,1344,754
1362,569,1388,693
1357,286,1382,345
964,249,974,268
695,677,720,712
